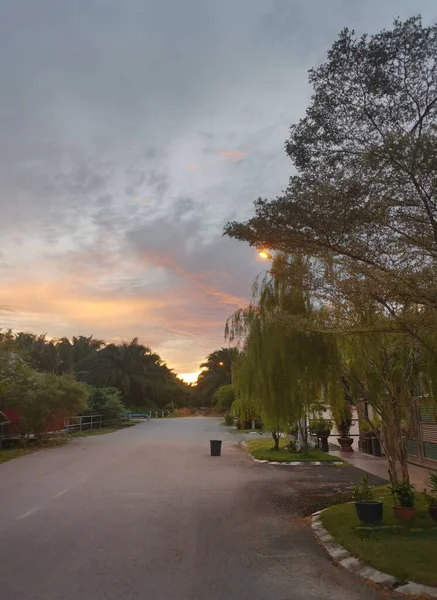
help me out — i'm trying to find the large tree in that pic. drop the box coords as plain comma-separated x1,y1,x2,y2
225,16,437,360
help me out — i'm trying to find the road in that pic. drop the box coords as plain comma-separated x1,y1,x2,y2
0,418,383,600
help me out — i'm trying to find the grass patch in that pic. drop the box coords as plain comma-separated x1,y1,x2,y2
0,447,33,464
321,492,437,586
244,437,344,462
230,428,263,434
71,421,138,438
0,436,69,464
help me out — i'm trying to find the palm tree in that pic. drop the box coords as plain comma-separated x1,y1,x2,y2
196,347,239,405
93,338,161,403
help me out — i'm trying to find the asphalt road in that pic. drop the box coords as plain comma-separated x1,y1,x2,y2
0,418,384,600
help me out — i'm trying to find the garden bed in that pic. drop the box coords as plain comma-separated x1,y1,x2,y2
320,489,437,587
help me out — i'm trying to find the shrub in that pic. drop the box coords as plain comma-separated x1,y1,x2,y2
21,372,90,439
85,387,126,422
214,385,235,411
352,476,375,502
309,418,332,436
223,412,234,426
389,481,416,508
333,402,352,437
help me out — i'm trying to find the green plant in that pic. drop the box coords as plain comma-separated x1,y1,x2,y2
85,387,126,422
309,418,332,436
352,476,375,502
334,402,352,438
223,412,234,426
424,472,437,508
389,481,416,508
289,423,299,436
287,439,298,453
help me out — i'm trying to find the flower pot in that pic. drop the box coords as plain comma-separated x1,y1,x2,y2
355,501,383,525
429,506,437,523
392,505,416,521
319,435,330,453
337,437,354,452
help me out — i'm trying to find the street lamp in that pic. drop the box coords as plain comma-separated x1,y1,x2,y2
258,250,272,260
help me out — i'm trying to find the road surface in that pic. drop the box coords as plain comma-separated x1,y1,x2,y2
0,418,382,600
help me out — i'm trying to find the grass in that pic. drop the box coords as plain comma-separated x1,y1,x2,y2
244,437,344,462
70,420,138,438
230,428,263,434
0,447,33,464
0,436,69,464
321,489,437,586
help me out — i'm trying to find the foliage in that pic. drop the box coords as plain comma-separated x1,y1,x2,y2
213,384,235,411
425,472,437,508
20,372,90,439
84,387,126,422
223,412,234,426
226,259,341,450
225,17,437,364
352,476,375,502
308,418,332,436
223,17,437,488
196,348,239,406
389,481,416,508
0,331,192,409
333,401,353,438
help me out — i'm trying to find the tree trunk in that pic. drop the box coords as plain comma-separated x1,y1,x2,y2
271,429,281,450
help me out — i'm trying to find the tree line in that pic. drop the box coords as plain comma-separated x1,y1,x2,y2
217,16,437,488
0,330,193,437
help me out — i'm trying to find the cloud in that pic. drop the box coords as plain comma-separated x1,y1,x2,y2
1,0,436,373
217,150,246,161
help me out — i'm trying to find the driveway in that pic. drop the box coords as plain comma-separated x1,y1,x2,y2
0,418,385,600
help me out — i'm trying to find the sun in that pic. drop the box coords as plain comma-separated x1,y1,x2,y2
178,372,200,384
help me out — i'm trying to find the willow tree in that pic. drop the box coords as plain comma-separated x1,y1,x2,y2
226,256,341,449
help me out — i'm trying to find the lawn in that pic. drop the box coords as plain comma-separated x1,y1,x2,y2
321,490,437,586
71,421,138,438
244,437,344,462
0,436,69,464
0,447,33,464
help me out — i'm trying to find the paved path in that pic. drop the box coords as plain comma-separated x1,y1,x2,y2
0,418,383,600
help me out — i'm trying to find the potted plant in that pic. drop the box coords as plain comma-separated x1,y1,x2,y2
352,476,383,524
390,481,416,520
334,402,353,452
425,472,437,523
309,418,332,452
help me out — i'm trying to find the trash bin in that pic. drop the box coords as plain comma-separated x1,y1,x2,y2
210,440,222,456
371,437,382,457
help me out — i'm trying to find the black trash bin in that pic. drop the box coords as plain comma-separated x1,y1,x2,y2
210,440,222,456
371,437,382,457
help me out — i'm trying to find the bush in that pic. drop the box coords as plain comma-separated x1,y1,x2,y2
333,402,352,437
85,387,126,422
214,385,235,411
21,372,90,439
223,412,234,426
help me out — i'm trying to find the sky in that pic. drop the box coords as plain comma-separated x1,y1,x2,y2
0,0,436,382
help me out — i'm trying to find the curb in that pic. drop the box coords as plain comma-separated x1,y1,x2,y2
311,510,437,598
241,441,344,467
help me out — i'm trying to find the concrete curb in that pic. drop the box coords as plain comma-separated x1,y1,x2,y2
311,510,437,598
241,441,344,467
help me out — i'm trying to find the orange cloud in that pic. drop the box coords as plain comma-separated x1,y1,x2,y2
217,150,246,161
187,164,198,171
